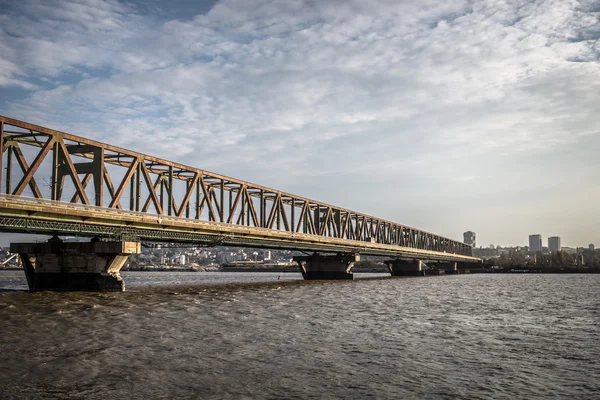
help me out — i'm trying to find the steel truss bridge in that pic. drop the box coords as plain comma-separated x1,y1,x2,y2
0,116,478,263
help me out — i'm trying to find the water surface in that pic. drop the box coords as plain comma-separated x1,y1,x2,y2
1,271,598,399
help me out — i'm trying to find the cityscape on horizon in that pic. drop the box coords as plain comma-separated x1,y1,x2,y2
463,231,595,253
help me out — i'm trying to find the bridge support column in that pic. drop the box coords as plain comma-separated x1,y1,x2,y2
385,259,425,276
437,262,458,274
10,238,140,292
457,262,472,274
293,253,358,280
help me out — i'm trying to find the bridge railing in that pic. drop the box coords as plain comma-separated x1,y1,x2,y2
0,116,472,257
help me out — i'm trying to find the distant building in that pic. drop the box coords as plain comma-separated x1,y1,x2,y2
590,244,595,250
529,234,542,253
463,231,476,247
548,236,561,253
562,247,577,255
179,254,186,265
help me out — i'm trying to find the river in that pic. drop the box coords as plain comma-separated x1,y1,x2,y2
0,271,598,399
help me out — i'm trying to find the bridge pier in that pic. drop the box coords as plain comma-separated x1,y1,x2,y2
293,253,358,280
385,259,425,276
10,237,140,292
436,262,458,274
457,262,472,274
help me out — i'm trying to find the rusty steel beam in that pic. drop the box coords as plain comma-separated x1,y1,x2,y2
0,196,480,262
0,116,475,258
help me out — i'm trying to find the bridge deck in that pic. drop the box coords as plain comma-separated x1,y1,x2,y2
0,196,478,262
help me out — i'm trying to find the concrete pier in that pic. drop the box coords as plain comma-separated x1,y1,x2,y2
385,259,425,276
437,262,458,274
457,262,472,274
10,238,140,291
293,253,358,280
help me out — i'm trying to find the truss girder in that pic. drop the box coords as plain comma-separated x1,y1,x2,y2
0,116,473,258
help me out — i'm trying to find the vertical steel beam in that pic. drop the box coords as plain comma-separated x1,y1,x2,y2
160,176,164,212
220,180,224,222
185,179,191,218
314,204,320,235
135,162,141,211
195,177,200,219
5,145,11,195
228,188,233,221
129,172,135,211
51,142,59,200
94,148,104,206
0,121,3,191
245,189,250,226
260,190,265,228
240,188,246,226
276,196,281,230
290,198,295,233
168,166,173,216
303,204,308,234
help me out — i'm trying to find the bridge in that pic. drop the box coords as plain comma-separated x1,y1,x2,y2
0,116,480,291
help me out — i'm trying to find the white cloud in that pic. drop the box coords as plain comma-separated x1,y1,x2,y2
0,0,598,246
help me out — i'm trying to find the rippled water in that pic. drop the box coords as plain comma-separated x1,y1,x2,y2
1,271,598,399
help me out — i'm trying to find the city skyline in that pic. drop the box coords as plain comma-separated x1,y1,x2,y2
463,230,595,250
0,0,598,247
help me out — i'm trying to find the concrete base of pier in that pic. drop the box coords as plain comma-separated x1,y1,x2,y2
11,238,140,292
425,269,445,276
293,253,358,280
385,259,425,276
437,262,458,274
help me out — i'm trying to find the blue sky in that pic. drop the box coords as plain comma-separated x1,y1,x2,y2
0,0,599,247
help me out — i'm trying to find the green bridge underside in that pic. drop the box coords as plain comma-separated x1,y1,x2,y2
0,196,480,263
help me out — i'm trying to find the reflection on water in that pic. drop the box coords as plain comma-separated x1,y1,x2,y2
1,271,599,399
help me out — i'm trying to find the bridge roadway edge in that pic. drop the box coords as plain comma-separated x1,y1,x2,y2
0,196,480,263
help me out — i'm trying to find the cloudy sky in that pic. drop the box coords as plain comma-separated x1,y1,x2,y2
0,0,598,248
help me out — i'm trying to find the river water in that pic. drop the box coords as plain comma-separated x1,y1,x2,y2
0,271,598,399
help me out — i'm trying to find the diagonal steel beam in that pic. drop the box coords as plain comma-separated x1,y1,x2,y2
58,139,90,205
11,143,43,198
71,173,92,203
12,137,54,197
227,185,243,224
175,173,198,217
141,162,163,214
199,175,217,222
108,157,139,208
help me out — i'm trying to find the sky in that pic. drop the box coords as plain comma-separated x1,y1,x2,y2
0,0,598,248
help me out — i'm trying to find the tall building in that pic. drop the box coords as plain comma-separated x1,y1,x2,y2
529,234,542,253
548,236,561,253
590,244,595,250
463,231,476,247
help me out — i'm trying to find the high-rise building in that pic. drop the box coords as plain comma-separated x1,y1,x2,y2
590,244,595,250
463,231,476,247
548,236,561,253
529,234,542,253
